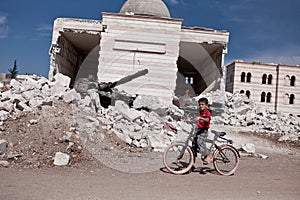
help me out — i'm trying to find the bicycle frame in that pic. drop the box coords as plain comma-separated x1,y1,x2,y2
177,127,240,161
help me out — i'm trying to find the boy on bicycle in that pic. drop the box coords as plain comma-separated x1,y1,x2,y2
195,97,212,165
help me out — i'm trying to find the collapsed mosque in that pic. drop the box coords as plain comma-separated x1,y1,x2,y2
49,0,229,101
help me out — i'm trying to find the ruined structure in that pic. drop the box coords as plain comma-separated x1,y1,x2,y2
0,73,12,87
226,61,300,115
49,0,229,101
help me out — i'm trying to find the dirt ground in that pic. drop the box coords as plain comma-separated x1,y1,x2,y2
0,101,300,200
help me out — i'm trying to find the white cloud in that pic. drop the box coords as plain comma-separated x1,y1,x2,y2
35,24,52,38
0,14,8,39
166,0,179,5
36,24,52,31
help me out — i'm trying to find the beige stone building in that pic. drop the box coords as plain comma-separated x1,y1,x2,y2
0,73,11,87
226,61,300,115
49,0,229,101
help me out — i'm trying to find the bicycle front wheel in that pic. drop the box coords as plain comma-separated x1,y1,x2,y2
213,145,239,176
163,143,194,175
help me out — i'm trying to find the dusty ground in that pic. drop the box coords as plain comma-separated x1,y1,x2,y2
0,101,300,200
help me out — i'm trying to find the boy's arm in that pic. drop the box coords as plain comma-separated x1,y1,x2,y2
194,116,210,122
199,116,210,122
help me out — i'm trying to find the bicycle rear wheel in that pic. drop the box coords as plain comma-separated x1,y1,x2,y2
213,145,239,176
163,142,194,175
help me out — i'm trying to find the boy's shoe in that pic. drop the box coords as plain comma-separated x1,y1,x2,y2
203,156,212,165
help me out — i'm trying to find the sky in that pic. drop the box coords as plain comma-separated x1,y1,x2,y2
0,0,299,77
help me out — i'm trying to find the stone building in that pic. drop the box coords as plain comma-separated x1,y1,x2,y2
49,0,229,101
0,73,11,87
226,60,300,115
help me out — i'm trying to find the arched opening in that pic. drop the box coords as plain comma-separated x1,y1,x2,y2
240,90,245,94
267,74,272,84
241,72,246,82
266,92,271,103
176,42,224,97
176,56,206,96
262,74,267,84
261,92,266,102
290,94,295,104
291,76,296,86
246,90,251,98
284,75,290,86
246,72,251,83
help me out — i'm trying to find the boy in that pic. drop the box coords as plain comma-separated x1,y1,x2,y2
195,97,212,165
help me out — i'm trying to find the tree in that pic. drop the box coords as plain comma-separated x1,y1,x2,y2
8,59,18,79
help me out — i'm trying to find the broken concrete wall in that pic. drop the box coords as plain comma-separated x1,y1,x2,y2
98,13,182,101
49,18,102,84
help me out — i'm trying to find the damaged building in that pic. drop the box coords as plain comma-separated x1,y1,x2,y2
49,0,229,101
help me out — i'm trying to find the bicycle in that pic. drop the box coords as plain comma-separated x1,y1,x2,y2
163,126,240,176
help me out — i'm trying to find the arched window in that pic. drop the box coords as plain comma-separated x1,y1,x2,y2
241,72,246,82
240,90,245,94
284,93,289,104
246,90,251,98
290,94,295,104
266,92,272,103
261,92,266,102
291,76,296,86
267,74,272,84
284,75,290,86
246,72,251,82
262,74,267,84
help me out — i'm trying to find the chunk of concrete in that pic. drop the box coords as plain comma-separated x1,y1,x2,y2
10,79,21,91
0,139,8,155
53,152,70,166
63,89,81,103
115,100,142,122
0,110,9,121
53,73,71,88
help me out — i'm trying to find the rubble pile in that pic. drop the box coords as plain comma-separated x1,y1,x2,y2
98,97,192,152
0,74,299,168
200,91,300,142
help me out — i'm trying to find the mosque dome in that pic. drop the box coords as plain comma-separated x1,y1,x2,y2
120,0,171,18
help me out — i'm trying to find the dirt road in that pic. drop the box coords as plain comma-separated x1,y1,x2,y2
1,131,300,200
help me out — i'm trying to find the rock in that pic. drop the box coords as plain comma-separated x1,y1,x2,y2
255,153,268,159
53,73,71,88
16,101,31,111
41,84,51,96
10,79,21,91
53,152,70,166
63,89,81,103
0,139,8,155
133,95,169,116
115,100,142,122
148,133,169,152
6,152,23,159
112,129,132,144
29,119,38,125
0,110,9,121
0,160,9,167
240,143,256,154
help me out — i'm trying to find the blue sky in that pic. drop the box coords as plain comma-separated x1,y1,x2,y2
0,0,299,77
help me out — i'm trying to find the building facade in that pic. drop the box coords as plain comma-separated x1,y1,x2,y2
0,73,12,87
226,61,300,115
49,0,229,101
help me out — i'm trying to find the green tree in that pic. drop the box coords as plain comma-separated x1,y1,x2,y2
8,59,18,79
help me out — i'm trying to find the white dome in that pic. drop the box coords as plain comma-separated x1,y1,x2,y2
120,0,171,18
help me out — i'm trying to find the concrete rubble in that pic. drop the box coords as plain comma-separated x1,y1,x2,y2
53,152,70,166
0,74,299,158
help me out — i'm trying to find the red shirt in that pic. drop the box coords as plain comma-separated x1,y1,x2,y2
196,109,211,129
